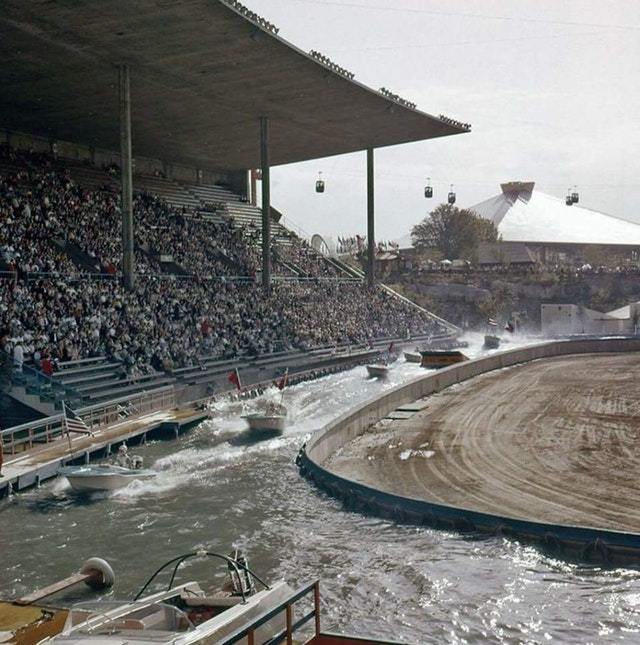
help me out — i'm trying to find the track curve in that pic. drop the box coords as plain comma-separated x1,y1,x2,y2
325,353,640,533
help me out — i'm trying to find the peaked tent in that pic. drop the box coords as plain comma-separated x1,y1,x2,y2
470,182,640,246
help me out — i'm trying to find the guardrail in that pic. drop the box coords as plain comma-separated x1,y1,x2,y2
17,271,363,284
297,338,640,564
0,269,18,282
1,385,176,455
24,271,116,282
219,580,320,645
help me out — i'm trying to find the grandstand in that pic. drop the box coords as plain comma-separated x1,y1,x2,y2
0,0,467,416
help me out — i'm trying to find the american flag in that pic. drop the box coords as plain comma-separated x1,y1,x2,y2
62,402,93,436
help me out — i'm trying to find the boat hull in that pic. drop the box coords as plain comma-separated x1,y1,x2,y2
483,335,501,349
59,466,156,492
243,414,287,433
403,352,422,363
366,365,389,378
420,350,469,369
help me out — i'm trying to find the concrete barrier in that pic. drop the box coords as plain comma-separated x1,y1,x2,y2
297,338,640,565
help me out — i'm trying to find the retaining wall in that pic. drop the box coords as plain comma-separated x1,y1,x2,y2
297,338,640,565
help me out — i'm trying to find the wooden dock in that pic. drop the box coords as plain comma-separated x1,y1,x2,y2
0,601,68,644
1,407,208,496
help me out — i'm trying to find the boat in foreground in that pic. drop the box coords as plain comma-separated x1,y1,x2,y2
24,551,408,645
420,349,469,369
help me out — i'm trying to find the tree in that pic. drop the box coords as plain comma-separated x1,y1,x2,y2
411,203,499,260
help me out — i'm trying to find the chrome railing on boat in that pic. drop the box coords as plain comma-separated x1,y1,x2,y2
219,579,320,645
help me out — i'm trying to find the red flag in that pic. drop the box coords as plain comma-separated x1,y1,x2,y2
388,342,395,354
228,368,241,391
277,369,289,391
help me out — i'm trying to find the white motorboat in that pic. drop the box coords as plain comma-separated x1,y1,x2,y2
403,351,422,363
40,550,294,645
366,364,389,378
242,401,287,433
19,551,410,645
59,444,156,493
58,464,157,493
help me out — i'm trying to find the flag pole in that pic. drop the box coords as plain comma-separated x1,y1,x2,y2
280,368,288,405
62,401,73,457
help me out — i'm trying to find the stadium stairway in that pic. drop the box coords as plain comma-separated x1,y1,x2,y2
137,242,188,275
53,239,104,273
134,175,200,210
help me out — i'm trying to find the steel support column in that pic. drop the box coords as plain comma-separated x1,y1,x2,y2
119,64,135,291
260,116,271,291
366,148,375,288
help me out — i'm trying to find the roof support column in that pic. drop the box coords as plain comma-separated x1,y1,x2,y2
260,116,271,292
119,64,135,291
366,147,375,288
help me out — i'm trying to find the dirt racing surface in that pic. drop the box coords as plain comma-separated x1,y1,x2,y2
326,353,640,532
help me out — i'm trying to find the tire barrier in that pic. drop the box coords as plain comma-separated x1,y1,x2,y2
297,338,640,566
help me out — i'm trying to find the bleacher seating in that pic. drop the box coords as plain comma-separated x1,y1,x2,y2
1,143,455,405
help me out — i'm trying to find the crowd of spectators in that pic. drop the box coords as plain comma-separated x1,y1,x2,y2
0,145,339,280
0,277,446,372
0,143,451,374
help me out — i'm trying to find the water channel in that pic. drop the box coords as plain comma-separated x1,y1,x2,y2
2,333,640,643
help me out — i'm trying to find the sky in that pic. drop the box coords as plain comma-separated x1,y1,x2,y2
247,0,640,242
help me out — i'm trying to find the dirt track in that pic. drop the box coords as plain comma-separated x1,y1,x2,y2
327,353,640,531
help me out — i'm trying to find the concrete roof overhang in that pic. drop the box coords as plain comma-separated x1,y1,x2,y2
0,0,468,171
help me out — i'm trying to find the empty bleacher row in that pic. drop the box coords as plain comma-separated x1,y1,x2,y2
12,356,174,412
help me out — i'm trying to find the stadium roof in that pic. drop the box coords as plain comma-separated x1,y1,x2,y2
0,0,468,172
470,182,640,246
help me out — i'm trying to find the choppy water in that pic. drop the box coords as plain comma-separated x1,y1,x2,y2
3,333,640,644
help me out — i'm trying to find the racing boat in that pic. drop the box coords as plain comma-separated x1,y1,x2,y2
420,349,469,369
483,334,501,349
58,464,157,493
59,445,155,492
366,364,390,378
242,401,288,433
403,350,422,363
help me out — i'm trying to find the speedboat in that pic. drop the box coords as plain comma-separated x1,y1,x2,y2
242,401,287,433
39,550,294,645
420,349,469,369
366,364,389,378
28,550,410,645
483,334,501,349
58,464,157,493
403,351,422,363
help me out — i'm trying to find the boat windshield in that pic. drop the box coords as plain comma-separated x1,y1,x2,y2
64,600,194,639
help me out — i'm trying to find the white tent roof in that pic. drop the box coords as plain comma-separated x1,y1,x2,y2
470,182,640,246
